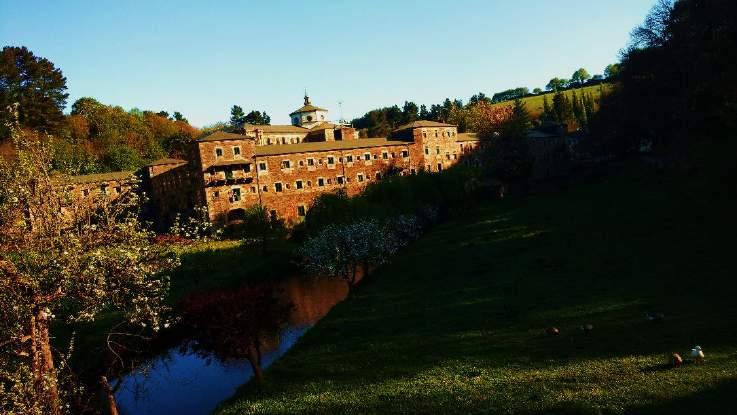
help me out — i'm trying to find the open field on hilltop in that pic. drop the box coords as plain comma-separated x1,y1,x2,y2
493,84,612,118
217,161,737,414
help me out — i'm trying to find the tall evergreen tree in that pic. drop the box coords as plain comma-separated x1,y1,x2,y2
0,46,69,137
230,105,246,127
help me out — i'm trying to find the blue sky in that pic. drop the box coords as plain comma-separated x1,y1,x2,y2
1,0,654,127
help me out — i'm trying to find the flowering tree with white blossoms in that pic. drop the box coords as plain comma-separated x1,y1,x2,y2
0,106,179,415
298,215,424,288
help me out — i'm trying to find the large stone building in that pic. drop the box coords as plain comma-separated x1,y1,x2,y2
128,95,480,227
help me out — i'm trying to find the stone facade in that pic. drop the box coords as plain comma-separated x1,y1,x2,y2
140,97,480,227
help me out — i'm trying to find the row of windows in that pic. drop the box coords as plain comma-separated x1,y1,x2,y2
422,130,457,139
214,171,381,201
259,150,411,172
213,147,411,166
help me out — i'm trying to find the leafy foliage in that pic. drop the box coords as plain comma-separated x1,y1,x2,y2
0,46,68,138
0,108,179,414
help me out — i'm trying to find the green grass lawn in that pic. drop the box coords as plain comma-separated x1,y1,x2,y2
493,84,612,118
217,161,737,414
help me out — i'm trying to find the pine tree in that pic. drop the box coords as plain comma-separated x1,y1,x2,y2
230,105,246,127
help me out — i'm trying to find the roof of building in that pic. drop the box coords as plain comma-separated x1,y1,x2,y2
207,159,253,168
243,124,309,134
393,120,456,131
457,133,480,142
197,131,251,142
308,122,338,131
289,104,328,116
253,138,409,156
146,158,187,167
65,171,136,185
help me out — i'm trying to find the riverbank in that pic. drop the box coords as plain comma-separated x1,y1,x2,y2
217,161,737,414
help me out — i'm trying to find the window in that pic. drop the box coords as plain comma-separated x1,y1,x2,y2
307,180,312,187
244,164,251,173
297,205,306,217
327,156,335,165
317,178,325,187
446,153,451,160
299,160,305,167
262,185,268,192
232,188,241,202
437,163,443,172
424,147,429,155
337,176,344,185
435,131,439,137
346,155,354,163
114,186,121,194
382,151,388,160
401,149,409,158
296,180,303,189
307,115,313,122
213,191,220,199
436,146,440,155
410,168,417,175
251,186,256,193
307,158,315,167
373,154,378,160
258,162,267,171
375,171,381,180
274,182,283,192
453,153,458,160
82,189,89,197
100,185,108,195
423,132,427,138
215,148,223,158
225,169,234,180
281,160,291,169
233,146,241,156
364,153,371,161
357,173,365,182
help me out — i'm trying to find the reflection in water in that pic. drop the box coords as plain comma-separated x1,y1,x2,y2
115,276,351,415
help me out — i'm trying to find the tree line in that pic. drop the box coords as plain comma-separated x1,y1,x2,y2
350,65,616,137
588,0,737,168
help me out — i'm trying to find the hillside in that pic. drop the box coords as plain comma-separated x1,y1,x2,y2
217,161,737,414
493,83,612,118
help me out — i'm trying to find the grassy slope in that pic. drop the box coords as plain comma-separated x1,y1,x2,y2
218,161,737,414
493,84,611,118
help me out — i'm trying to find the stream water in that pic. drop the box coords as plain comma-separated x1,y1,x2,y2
114,276,351,415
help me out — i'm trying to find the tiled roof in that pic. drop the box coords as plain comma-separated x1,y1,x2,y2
147,158,187,166
393,120,456,131
65,171,136,184
254,138,408,156
308,122,338,131
197,131,251,142
289,104,328,115
243,124,308,134
457,133,480,142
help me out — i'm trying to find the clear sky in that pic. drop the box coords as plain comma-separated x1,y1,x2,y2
1,0,654,127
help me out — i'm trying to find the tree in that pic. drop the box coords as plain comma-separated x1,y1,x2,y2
402,101,419,124
468,92,492,106
418,104,429,120
0,108,179,414
533,88,543,94
244,110,270,125
552,91,573,126
546,77,566,91
172,111,188,123
230,105,246,127
156,110,170,119
571,68,591,86
0,46,68,138
604,63,621,79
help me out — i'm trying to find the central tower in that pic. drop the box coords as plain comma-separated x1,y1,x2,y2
289,92,329,128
